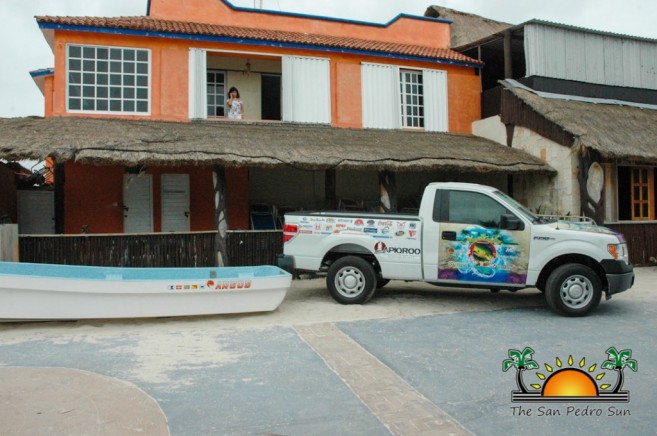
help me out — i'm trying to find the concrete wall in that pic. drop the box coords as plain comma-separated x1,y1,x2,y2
473,116,579,215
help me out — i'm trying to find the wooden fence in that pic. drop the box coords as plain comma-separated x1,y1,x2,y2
607,223,657,266
19,230,283,267
16,223,656,268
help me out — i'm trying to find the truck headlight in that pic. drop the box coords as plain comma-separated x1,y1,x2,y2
608,244,629,262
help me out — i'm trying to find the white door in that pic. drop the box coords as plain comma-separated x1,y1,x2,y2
123,174,153,233
161,174,190,232
17,190,55,234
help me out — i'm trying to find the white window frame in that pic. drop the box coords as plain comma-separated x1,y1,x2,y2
399,69,425,129
66,43,151,115
206,69,227,117
362,63,448,132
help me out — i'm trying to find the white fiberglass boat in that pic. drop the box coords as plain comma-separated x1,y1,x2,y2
0,262,291,321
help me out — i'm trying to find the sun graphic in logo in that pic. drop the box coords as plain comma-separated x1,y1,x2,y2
533,355,605,396
503,347,637,403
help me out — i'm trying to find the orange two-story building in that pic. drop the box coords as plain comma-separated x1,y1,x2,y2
9,0,551,251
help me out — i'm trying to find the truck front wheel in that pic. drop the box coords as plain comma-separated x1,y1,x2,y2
327,256,377,304
545,264,602,316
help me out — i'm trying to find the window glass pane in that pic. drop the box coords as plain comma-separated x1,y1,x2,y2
124,63,135,74
643,204,649,217
110,61,121,73
137,63,148,75
68,45,81,58
110,48,122,60
642,186,648,200
97,48,108,60
110,100,121,111
123,87,135,99
97,100,108,111
110,74,121,85
82,46,95,58
69,59,81,71
634,204,641,217
83,86,95,97
69,99,81,110
123,101,135,112
124,75,135,86
82,99,95,110
136,50,148,62
110,87,121,98
136,101,148,112
83,73,95,85
634,186,640,198
123,50,135,61
97,87,108,98
82,60,95,72
69,72,81,84
68,85,81,97
136,75,148,87
97,74,108,85
97,61,108,72
136,88,148,99
448,191,508,227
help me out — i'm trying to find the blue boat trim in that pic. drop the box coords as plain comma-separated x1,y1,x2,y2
0,262,290,281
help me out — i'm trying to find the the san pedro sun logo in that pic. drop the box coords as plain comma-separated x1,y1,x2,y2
503,346,637,403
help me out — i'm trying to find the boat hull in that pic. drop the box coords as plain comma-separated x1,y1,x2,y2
0,262,291,321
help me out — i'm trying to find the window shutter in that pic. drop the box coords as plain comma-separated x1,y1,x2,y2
161,174,191,232
361,63,400,129
282,56,331,123
423,69,449,132
123,174,153,233
188,48,207,120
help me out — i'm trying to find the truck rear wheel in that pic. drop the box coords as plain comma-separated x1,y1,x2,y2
327,256,377,304
545,263,602,317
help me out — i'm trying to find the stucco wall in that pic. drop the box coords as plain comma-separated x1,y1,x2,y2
473,116,579,215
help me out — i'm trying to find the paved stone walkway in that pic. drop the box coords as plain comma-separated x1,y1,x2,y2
295,322,472,436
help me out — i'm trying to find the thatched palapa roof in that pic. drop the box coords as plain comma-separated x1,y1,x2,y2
424,6,511,48
0,117,553,174
501,81,657,164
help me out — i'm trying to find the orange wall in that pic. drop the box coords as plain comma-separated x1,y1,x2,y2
51,31,480,132
63,162,218,233
148,0,452,48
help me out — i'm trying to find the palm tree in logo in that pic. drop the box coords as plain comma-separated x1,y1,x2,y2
601,347,637,393
503,347,539,393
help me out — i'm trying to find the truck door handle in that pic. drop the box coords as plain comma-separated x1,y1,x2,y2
442,231,456,241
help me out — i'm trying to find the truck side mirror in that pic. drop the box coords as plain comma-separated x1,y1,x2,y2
500,214,524,231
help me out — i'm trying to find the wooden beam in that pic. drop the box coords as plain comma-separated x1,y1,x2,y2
504,30,513,79
378,170,398,213
213,165,229,266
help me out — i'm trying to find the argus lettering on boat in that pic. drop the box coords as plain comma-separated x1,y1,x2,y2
206,279,252,290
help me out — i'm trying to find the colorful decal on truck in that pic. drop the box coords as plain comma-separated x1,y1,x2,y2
438,224,529,284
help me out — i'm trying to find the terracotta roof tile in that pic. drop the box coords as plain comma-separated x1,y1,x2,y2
37,16,482,65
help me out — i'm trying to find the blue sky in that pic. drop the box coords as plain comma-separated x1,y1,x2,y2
1,0,656,117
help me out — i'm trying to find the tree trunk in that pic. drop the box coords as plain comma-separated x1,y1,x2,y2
213,165,229,267
612,368,625,393
516,368,528,393
378,170,398,213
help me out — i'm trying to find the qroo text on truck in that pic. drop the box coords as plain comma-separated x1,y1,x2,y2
278,183,634,317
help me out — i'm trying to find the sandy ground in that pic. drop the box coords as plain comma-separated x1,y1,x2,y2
0,266,652,343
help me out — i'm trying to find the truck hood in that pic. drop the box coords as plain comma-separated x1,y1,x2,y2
545,221,625,243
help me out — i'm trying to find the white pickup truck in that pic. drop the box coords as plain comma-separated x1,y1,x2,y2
278,182,634,316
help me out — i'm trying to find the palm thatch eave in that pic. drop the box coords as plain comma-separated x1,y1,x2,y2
0,116,555,174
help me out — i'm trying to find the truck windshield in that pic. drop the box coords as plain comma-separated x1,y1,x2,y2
492,190,543,223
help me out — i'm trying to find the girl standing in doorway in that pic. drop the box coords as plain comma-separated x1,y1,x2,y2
227,87,243,119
